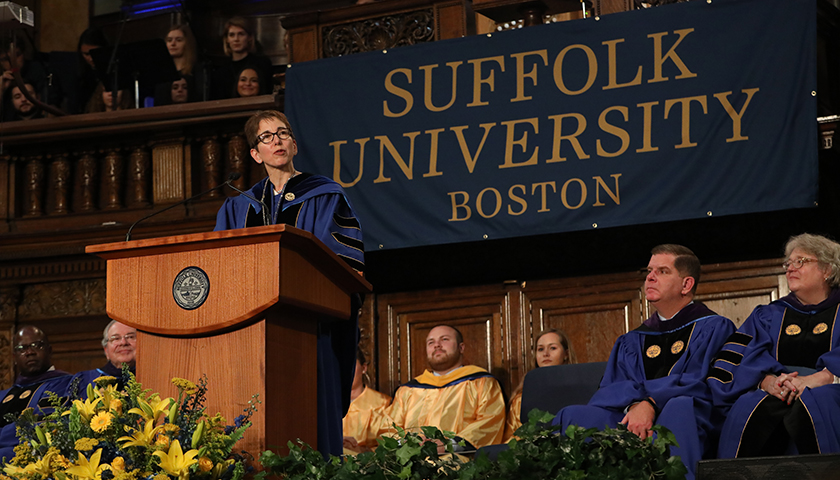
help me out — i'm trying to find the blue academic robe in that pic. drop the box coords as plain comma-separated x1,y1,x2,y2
553,303,734,480
709,289,840,458
69,363,136,398
215,173,364,458
0,370,72,461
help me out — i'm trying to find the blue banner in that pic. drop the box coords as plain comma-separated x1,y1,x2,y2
286,0,817,251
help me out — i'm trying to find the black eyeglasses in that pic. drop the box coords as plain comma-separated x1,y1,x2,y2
14,341,45,354
255,128,293,147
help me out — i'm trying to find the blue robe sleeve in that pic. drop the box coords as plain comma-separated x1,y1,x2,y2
294,192,364,273
708,304,785,407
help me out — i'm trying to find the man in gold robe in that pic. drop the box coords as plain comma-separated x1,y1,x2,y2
353,325,506,452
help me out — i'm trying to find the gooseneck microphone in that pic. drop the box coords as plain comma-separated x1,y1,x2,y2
125,173,243,242
225,182,271,226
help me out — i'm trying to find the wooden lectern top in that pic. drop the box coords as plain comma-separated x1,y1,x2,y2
86,225,371,336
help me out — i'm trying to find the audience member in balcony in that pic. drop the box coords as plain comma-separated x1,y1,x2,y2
170,75,191,104
709,233,840,458
73,28,109,114
214,110,364,459
1,39,48,100
86,83,134,113
342,348,392,455
70,320,137,395
166,24,197,76
233,66,267,98
3,81,46,121
154,24,202,106
210,17,272,100
504,328,575,441
0,326,73,461
553,244,734,480
353,325,507,453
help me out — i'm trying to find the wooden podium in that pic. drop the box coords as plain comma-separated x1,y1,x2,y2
86,225,372,456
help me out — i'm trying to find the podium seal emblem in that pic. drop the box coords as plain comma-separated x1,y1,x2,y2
172,267,210,310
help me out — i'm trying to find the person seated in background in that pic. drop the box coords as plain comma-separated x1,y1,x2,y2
552,244,734,480
0,326,72,461
3,81,45,121
233,66,267,98
170,75,191,104
166,24,197,76
86,83,134,113
0,40,48,99
155,24,202,105
71,320,137,394
353,325,506,453
709,233,840,458
504,328,575,441
342,348,392,455
72,28,109,114
210,17,272,100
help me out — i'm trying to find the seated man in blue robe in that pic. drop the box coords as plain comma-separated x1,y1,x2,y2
553,244,734,480
214,110,365,459
70,320,136,395
0,326,72,461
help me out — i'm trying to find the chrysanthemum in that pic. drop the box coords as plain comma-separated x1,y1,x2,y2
90,411,113,433
198,457,213,472
110,398,123,414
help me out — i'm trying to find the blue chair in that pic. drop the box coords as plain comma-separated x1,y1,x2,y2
475,361,607,460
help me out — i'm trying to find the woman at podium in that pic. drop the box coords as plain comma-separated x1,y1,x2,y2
214,110,365,459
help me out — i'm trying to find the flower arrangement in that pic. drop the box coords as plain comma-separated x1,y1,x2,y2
1,370,258,480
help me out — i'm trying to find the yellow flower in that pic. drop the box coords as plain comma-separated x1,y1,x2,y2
198,457,213,473
75,437,99,451
111,457,125,472
171,378,198,395
163,423,180,435
152,440,198,480
90,411,113,433
63,397,103,422
119,419,163,448
110,398,123,415
93,376,118,388
128,395,173,423
154,434,171,449
65,448,111,480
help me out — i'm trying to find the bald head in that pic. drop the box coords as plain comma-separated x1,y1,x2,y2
13,325,52,377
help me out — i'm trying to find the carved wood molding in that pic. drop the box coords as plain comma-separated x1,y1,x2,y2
17,278,106,320
0,258,105,285
322,9,435,57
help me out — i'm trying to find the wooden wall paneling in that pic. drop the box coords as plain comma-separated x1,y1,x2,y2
358,294,379,389
435,1,469,40
690,260,787,329
377,286,513,396
289,27,320,63
0,157,9,231
525,286,643,365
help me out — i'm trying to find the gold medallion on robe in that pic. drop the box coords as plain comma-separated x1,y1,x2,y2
646,345,661,358
671,341,685,354
19,390,31,400
284,193,295,201
813,323,829,335
2,395,12,403
785,324,802,336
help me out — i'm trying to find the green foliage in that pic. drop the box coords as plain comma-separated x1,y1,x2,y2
257,411,687,480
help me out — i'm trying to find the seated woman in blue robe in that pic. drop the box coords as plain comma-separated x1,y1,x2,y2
709,233,840,458
214,110,364,459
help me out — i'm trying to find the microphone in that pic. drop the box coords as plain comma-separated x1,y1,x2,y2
125,172,242,241
226,181,271,226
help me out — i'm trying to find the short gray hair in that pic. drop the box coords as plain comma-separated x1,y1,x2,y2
102,320,117,347
785,233,840,288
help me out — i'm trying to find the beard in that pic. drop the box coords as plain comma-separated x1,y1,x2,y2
427,348,461,372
